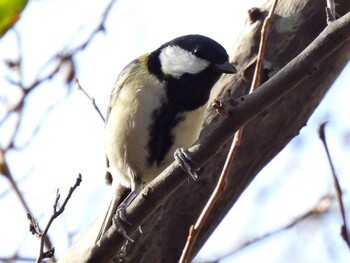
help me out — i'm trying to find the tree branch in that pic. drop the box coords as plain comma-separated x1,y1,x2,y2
63,8,350,263
318,123,350,249
215,195,334,262
179,1,280,261
28,174,82,263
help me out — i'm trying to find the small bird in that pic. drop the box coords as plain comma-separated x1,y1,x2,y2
99,34,236,241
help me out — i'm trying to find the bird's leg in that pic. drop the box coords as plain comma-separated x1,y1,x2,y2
174,148,198,180
113,177,143,242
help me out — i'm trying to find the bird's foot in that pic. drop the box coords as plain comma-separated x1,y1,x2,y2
113,204,134,242
174,148,197,180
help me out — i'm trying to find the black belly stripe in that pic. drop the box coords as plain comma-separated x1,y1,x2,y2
147,102,183,166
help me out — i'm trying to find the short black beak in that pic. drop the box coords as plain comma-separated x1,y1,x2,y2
214,61,237,74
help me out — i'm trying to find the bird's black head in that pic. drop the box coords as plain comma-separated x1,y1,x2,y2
148,34,236,110
148,34,236,80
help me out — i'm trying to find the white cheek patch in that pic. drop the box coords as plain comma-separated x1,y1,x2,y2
159,46,210,78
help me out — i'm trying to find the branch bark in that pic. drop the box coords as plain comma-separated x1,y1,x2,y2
59,0,350,262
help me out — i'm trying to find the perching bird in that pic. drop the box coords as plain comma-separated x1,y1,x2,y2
98,34,236,241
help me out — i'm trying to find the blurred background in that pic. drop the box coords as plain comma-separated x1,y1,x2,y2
0,0,349,262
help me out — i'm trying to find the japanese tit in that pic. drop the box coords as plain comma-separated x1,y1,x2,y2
99,34,236,241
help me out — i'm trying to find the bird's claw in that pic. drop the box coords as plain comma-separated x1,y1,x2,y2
174,148,197,180
116,204,132,225
113,205,134,242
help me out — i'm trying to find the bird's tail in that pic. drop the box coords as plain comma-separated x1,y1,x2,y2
96,184,129,243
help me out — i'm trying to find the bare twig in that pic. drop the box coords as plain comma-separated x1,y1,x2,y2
326,0,336,24
0,149,55,252
75,78,105,122
0,1,116,259
27,213,42,238
60,0,117,56
33,174,82,263
318,123,350,249
12,95,70,151
250,0,279,92
179,2,279,262
214,195,334,262
0,255,38,262
1,57,62,128
0,0,116,149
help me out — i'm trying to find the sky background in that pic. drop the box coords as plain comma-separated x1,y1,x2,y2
0,0,349,262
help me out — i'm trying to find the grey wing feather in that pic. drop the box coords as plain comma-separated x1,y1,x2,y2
105,59,139,123
104,59,139,184
98,59,139,242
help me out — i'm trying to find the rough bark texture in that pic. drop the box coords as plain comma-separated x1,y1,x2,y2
124,0,350,262
59,0,350,262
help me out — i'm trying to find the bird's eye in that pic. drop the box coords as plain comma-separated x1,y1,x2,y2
192,47,201,57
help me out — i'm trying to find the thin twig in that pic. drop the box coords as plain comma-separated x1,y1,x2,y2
318,123,350,249
0,0,116,144
27,213,42,238
250,0,279,92
34,174,82,263
75,78,105,122
1,57,62,126
0,1,115,261
326,0,336,24
215,195,334,261
179,131,243,263
0,149,55,253
12,94,70,151
179,1,279,262
61,0,117,56
0,255,38,262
